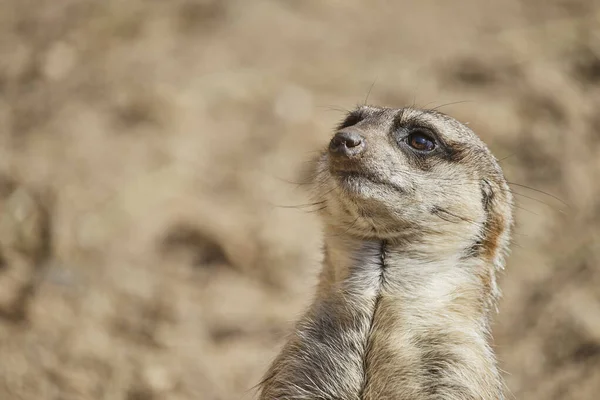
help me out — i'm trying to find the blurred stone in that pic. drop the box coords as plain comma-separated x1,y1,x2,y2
142,364,174,393
0,39,32,80
160,223,229,268
42,42,77,81
0,188,47,256
0,185,51,321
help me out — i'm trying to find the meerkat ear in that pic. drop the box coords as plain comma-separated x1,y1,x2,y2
479,178,511,271
478,178,505,307
480,179,494,211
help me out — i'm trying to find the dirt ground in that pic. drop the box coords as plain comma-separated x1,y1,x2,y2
0,0,599,399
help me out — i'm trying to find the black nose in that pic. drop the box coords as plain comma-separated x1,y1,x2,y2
329,130,365,157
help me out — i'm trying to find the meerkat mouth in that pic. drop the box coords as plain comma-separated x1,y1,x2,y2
334,170,406,194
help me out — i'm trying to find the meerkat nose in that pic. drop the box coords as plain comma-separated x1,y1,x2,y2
329,130,366,157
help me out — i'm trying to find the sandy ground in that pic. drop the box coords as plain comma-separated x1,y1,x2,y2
0,1,599,399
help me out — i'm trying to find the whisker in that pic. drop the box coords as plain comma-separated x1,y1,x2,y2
511,241,524,250
363,78,378,106
511,231,529,237
513,204,540,217
507,181,569,207
428,100,475,112
272,175,312,186
409,77,423,110
270,200,326,209
511,191,565,214
307,205,328,214
317,105,351,114
420,100,439,109
498,153,516,162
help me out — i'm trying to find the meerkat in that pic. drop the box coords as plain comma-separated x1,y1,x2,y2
258,105,513,400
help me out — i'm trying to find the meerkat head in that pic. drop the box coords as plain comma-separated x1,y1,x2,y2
311,105,513,267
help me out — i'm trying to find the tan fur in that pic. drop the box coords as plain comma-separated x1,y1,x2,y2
258,106,513,400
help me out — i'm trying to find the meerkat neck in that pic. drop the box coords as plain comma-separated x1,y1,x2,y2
259,233,504,400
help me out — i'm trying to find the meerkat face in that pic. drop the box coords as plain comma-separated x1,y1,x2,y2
313,106,513,261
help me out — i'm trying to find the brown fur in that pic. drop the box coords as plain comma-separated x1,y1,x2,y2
258,106,513,400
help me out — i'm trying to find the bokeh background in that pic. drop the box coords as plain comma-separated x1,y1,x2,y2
0,1,599,399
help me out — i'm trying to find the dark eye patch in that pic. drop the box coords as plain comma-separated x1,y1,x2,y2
392,125,457,171
337,110,365,130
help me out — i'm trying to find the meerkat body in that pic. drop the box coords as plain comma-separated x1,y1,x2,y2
259,106,513,400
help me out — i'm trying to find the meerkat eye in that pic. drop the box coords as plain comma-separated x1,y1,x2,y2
407,131,436,152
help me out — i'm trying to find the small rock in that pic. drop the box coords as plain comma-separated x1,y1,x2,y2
42,42,77,81
142,364,174,393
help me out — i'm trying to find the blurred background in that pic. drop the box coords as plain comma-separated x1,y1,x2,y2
0,0,599,399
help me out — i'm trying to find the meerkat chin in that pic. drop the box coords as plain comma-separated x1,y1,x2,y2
259,105,514,400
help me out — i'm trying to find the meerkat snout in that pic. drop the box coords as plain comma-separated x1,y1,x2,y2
328,130,366,158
